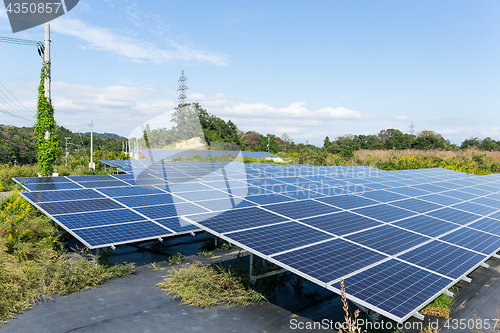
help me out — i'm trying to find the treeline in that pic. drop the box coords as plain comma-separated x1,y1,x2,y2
3,102,500,165
0,125,126,165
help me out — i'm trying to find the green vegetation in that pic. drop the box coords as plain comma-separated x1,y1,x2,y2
35,62,60,176
419,288,456,318
196,251,214,257
200,238,233,252
167,252,185,265
156,261,267,308
0,191,135,323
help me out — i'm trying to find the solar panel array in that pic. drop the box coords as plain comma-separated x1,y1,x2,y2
14,161,500,323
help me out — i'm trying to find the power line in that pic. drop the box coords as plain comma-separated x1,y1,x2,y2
0,81,31,115
0,36,42,45
0,93,33,124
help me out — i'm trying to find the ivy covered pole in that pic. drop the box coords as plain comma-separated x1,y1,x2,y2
34,24,59,176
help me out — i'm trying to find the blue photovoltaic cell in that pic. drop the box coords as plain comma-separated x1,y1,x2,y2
346,225,430,255
317,195,379,210
56,209,146,229
77,180,131,189
433,182,466,190
393,215,460,238
175,190,232,201
342,259,451,320
114,194,179,207
469,217,500,236
457,187,491,196
38,198,124,215
134,202,209,219
168,182,212,192
242,186,271,196
351,204,416,223
188,207,289,233
426,207,480,225
389,198,443,214
440,190,478,201
264,200,339,220
363,183,392,190
358,190,408,203
412,184,448,193
386,187,430,197
21,189,104,203
66,175,117,182
155,217,198,233
394,179,423,186
194,198,256,211
272,238,387,284
471,197,500,209
13,176,70,184
299,211,383,236
378,181,407,188
398,240,486,279
244,193,295,205
261,184,302,193
439,227,500,255
24,182,83,191
72,221,173,247
280,190,325,200
227,222,334,256
417,194,462,206
451,202,498,216
97,186,165,197
247,179,284,186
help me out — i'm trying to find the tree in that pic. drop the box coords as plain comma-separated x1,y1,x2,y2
413,130,445,150
323,136,331,149
171,104,204,141
461,137,479,149
35,61,60,176
245,131,261,149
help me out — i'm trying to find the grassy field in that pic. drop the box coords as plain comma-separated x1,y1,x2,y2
293,148,500,176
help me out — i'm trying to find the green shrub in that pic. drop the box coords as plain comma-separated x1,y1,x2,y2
157,261,267,308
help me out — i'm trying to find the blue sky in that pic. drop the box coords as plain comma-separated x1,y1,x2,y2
1,0,499,146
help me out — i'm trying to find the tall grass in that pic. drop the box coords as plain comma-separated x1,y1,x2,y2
0,191,135,323
156,261,267,308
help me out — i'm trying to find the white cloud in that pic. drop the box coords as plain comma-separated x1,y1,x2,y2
435,127,474,136
51,18,229,66
480,127,500,137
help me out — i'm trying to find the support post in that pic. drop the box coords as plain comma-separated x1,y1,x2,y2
249,253,254,277
44,24,50,100
64,137,71,166
89,120,95,170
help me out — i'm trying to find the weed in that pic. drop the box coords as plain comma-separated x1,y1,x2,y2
0,191,135,323
148,262,162,270
196,251,214,257
156,261,267,308
420,288,456,318
168,252,185,265
337,279,362,333
200,238,232,251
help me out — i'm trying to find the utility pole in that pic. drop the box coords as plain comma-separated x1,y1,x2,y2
89,120,95,170
44,23,50,100
64,137,71,166
267,135,270,153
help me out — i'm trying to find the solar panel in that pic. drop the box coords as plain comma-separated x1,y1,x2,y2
16,162,500,324
339,259,452,321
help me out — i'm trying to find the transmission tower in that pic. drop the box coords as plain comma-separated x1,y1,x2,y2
409,121,416,135
177,70,188,105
